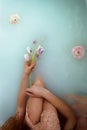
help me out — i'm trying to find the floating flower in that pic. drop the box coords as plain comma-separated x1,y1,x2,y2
24,54,30,61
72,46,85,59
10,14,20,24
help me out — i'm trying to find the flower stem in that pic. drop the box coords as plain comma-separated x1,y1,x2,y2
29,72,33,86
29,39,44,86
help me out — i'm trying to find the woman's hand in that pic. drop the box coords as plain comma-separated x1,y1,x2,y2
25,85,45,98
25,111,34,128
24,60,36,76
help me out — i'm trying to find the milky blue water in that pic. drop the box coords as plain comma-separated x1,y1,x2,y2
0,0,87,125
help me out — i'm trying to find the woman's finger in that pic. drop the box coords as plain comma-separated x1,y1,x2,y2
25,59,31,66
29,63,36,70
25,113,34,128
25,111,34,128
25,112,28,120
25,88,32,93
25,91,34,97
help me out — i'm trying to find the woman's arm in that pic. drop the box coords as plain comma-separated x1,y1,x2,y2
16,61,36,119
66,94,87,104
26,86,76,130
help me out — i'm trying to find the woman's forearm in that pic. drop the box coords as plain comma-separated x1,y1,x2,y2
16,73,29,114
42,89,76,121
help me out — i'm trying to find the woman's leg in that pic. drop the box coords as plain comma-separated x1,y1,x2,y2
26,78,44,125
40,100,61,130
43,100,58,114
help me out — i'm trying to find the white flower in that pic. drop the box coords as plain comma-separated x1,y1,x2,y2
10,14,20,24
37,45,44,54
24,54,30,61
36,45,44,57
26,47,32,55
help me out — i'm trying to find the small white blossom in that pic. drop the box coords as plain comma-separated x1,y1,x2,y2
26,47,32,55
10,14,20,24
24,54,30,61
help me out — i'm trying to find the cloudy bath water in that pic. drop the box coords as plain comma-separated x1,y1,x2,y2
0,0,87,125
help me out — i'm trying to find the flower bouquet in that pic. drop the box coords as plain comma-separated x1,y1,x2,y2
24,39,44,86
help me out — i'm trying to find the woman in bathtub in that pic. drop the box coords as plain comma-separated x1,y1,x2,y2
1,60,76,130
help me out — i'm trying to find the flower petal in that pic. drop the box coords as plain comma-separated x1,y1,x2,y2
36,45,44,56
26,47,32,54
72,46,85,59
24,54,30,61
10,14,20,24
33,40,37,44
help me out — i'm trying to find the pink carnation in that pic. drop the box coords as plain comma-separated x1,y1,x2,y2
72,46,85,59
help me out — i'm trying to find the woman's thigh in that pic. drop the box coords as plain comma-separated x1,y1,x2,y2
43,100,58,114
41,100,61,130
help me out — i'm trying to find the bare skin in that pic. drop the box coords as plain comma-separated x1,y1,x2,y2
16,60,76,130
26,79,44,125
66,94,87,104
25,79,60,130
66,94,87,130
26,84,77,130
16,60,36,121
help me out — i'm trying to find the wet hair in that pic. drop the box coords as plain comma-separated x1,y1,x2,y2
0,116,30,130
